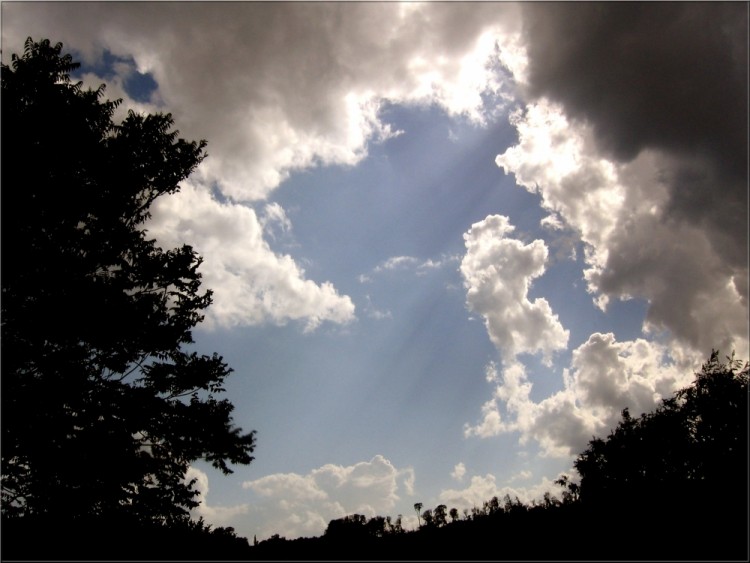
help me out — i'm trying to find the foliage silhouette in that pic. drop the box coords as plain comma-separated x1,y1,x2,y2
413,501,423,528
1,513,253,560
572,350,747,506
1,37,255,555
433,504,448,527
449,507,459,522
248,350,747,560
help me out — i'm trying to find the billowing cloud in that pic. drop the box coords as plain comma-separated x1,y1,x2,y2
504,2,748,358
439,472,559,512
1,3,522,201
460,215,569,363
519,2,749,284
450,462,467,482
466,334,695,457
459,214,579,450
529,333,692,457
242,455,415,539
520,3,747,186
1,3,526,332
487,12,748,456
496,101,749,359
147,181,355,331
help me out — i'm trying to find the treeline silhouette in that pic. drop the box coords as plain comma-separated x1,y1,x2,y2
248,350,748,560
5,349,745,560
1,514,253,560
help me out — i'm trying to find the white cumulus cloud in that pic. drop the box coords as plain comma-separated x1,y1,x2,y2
465,334,695,457
460,214,569,364
450,462,467,482
242,455,414,540
147,181,355,331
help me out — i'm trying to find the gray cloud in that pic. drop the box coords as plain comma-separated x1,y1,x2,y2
2,2,521,200
521,3,747,169
520,2,748,271
2,2,522,330
497,102,748,361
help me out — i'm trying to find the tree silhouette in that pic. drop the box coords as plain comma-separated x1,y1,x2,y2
568,350,748,558
433,504,448,527
325,514,368,540
554,474,579,504
413,502,423,527
365,516,388,538
574,350,748,507
421,508,434,527
1,38,255,532
449,507,459,522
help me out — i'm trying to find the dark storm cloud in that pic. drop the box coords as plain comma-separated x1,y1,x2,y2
521,2,748,269
521,3,747,170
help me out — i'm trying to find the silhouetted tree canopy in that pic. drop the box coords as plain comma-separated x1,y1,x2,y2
571,350,748,509
1,38,255,530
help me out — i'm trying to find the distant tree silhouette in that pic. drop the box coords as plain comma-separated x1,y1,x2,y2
1,37,255,536
366,516,388,538
325,514,368,539
540,491,559,509
433,504,448,527
413,502,423,527
486,495,500,515
449,507,459,522
502,494,523,514
421,508,434,527
553,474,579,504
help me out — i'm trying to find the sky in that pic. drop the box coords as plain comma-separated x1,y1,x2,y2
2,2,748,542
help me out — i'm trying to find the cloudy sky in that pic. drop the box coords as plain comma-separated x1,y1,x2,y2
3,2,748,541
